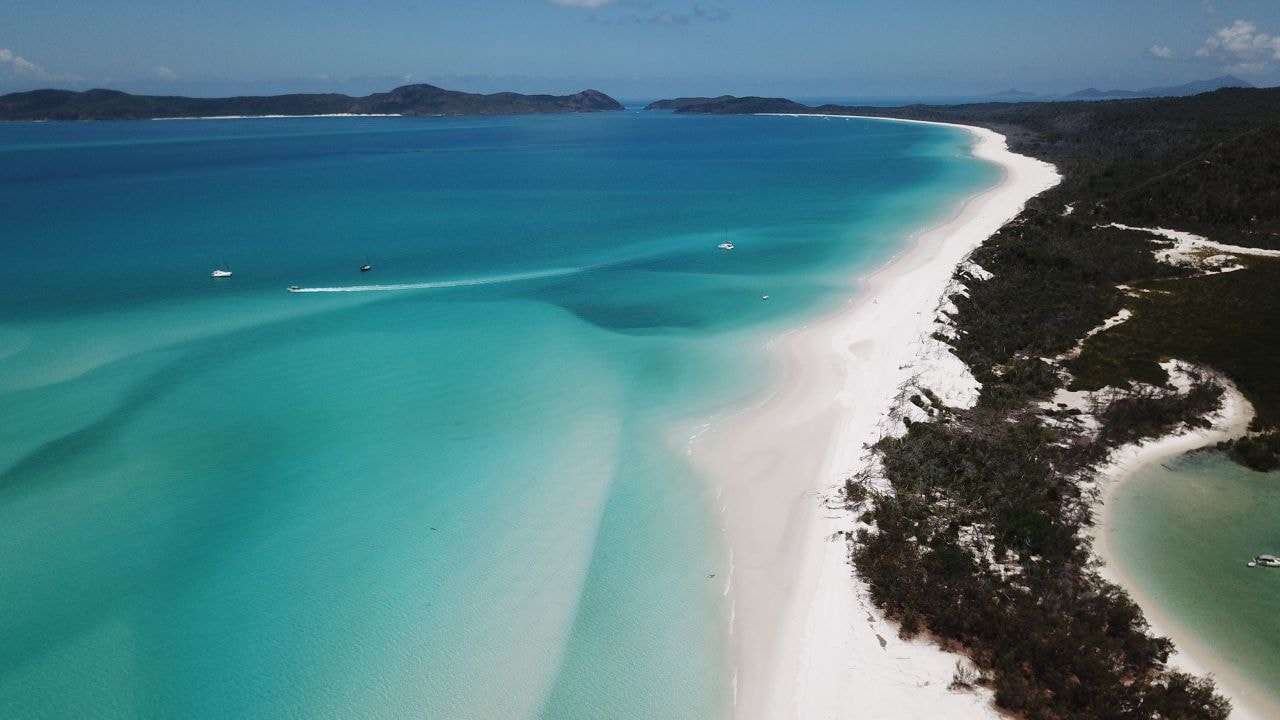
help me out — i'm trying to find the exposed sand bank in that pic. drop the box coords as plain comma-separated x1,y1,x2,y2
689,117,1059,720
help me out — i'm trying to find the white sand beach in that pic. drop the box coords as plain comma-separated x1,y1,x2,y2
1091,379,1280,720
689,118,1060,720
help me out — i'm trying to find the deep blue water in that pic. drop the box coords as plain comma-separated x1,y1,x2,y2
0,111,996,718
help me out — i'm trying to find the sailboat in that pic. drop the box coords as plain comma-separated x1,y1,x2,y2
360,255,372,272
211,258,232,278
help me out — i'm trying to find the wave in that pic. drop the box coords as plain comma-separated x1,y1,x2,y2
287,266,582,293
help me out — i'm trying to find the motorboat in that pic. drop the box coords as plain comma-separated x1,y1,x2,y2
1247,554,1280,568
211,268,232,278
288,285,301,293
718,242,735,251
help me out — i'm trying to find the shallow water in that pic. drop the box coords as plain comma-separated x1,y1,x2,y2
0,111,996,718
1104,451,1280,709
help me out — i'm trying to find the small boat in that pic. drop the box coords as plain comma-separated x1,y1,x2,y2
761,295,770,301
211,258,232,278
288,285,301,293
360,255,372,272
1247,554,1280,568
718,242,735,251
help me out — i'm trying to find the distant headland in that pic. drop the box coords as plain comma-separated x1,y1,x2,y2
646,75,1255,113
0,84,624,121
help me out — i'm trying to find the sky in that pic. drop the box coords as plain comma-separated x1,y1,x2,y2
3,0,1280,99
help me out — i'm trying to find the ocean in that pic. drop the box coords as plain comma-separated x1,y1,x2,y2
0,110,996,718
1102,451,1280,711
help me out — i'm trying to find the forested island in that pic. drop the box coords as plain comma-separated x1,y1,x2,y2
650,88,1280,718
0,84,623,121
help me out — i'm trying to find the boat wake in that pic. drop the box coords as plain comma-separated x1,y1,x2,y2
286,235,735,294
287,267,581,293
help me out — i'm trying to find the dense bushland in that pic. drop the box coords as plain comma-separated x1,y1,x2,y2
671,86,1280,718
843,91,1280,718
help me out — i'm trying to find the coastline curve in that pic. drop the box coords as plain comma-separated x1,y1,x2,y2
689,117,1060,720
1091,377,1280,720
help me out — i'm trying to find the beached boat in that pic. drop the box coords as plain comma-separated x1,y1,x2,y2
718,242,734,251
1247,554,1280,568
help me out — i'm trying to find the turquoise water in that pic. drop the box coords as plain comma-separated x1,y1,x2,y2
1104,452,1280,708
0,112,996,718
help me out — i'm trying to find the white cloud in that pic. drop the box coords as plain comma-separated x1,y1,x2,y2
1149,44,1176,60
693,5,730,22
0,48,51,79
548,0,615,7
151,65,178,80
1196,19,1280,71
586,4,730,27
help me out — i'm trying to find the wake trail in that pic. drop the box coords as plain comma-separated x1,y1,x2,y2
287,267,582,293
286,238,711,294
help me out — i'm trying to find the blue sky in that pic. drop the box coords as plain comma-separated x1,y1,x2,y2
3,0,1280,98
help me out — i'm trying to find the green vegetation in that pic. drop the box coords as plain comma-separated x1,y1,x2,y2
851,378,1228,719
1068,253,1280,473
850,93,1280,718
851,376,1234,718
1221,432,1280,472
831,90,1280,252
0,85,624,120
648,86,1280,717
666,88,1280,249
645,95,810,114
948,221,1188,406
842,95,1280,717
1071,257,1280,429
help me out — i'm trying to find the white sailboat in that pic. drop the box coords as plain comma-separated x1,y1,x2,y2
211,258,232,278
718,229,734,251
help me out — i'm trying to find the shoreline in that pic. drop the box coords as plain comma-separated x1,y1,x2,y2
689,117,1059,719
1091,382,1280,720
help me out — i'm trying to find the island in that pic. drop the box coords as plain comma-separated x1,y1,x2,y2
0,83,624,121
645,95,809,114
